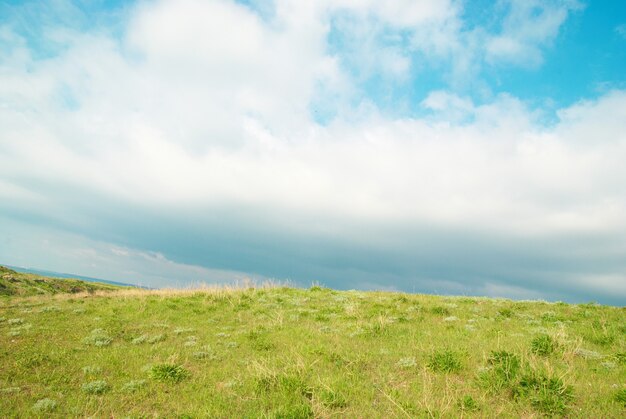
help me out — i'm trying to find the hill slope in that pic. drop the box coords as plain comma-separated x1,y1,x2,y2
0,285,624,417
0,266,126,296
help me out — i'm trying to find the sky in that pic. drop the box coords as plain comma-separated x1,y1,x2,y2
1,0,625,305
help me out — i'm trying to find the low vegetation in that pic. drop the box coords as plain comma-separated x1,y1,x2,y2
0,270,624,417
0,266,125,296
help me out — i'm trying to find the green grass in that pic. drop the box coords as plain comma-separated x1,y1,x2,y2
531,334,557,356
150,363,190,383
428,349,463,373
0,278,624,417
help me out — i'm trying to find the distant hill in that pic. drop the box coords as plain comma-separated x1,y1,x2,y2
0,265,129,296
6,265,141,288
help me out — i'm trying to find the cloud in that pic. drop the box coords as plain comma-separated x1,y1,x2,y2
484,0,583,67
319,0,581,94
0,0,624,304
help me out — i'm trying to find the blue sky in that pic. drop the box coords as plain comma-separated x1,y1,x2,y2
1,0,625,304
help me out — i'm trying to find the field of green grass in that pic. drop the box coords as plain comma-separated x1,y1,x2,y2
0,270,624,417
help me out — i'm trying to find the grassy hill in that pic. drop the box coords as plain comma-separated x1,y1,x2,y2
0,280,624,417
0,266,126,297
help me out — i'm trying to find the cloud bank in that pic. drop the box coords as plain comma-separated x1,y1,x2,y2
1,0,625,304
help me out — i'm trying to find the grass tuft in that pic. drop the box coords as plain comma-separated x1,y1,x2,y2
428,350,462,373
514,371,573,416
488,350,520,381
531,334,556,356
150,364,189,383
477,351,522,393
319,388,348,409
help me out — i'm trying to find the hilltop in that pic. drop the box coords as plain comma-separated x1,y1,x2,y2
0,279,624,417
0,266,127,297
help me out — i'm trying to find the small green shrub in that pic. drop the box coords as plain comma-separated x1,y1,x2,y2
428,350,462,373
514,371,573,416
147,334,165,344
614,389,626,406
81,380,110,395
531,334,555,356
121,379,147,393
32,398,57,413
132,335,147,344
150,364,189,383
83,329,112,347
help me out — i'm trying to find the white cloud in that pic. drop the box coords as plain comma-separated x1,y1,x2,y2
0,2,621,234
327,0,456,27
485,0,582,67
421,90,474,121
321,0,581,86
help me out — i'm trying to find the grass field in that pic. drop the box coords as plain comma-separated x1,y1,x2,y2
0,268,624,417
